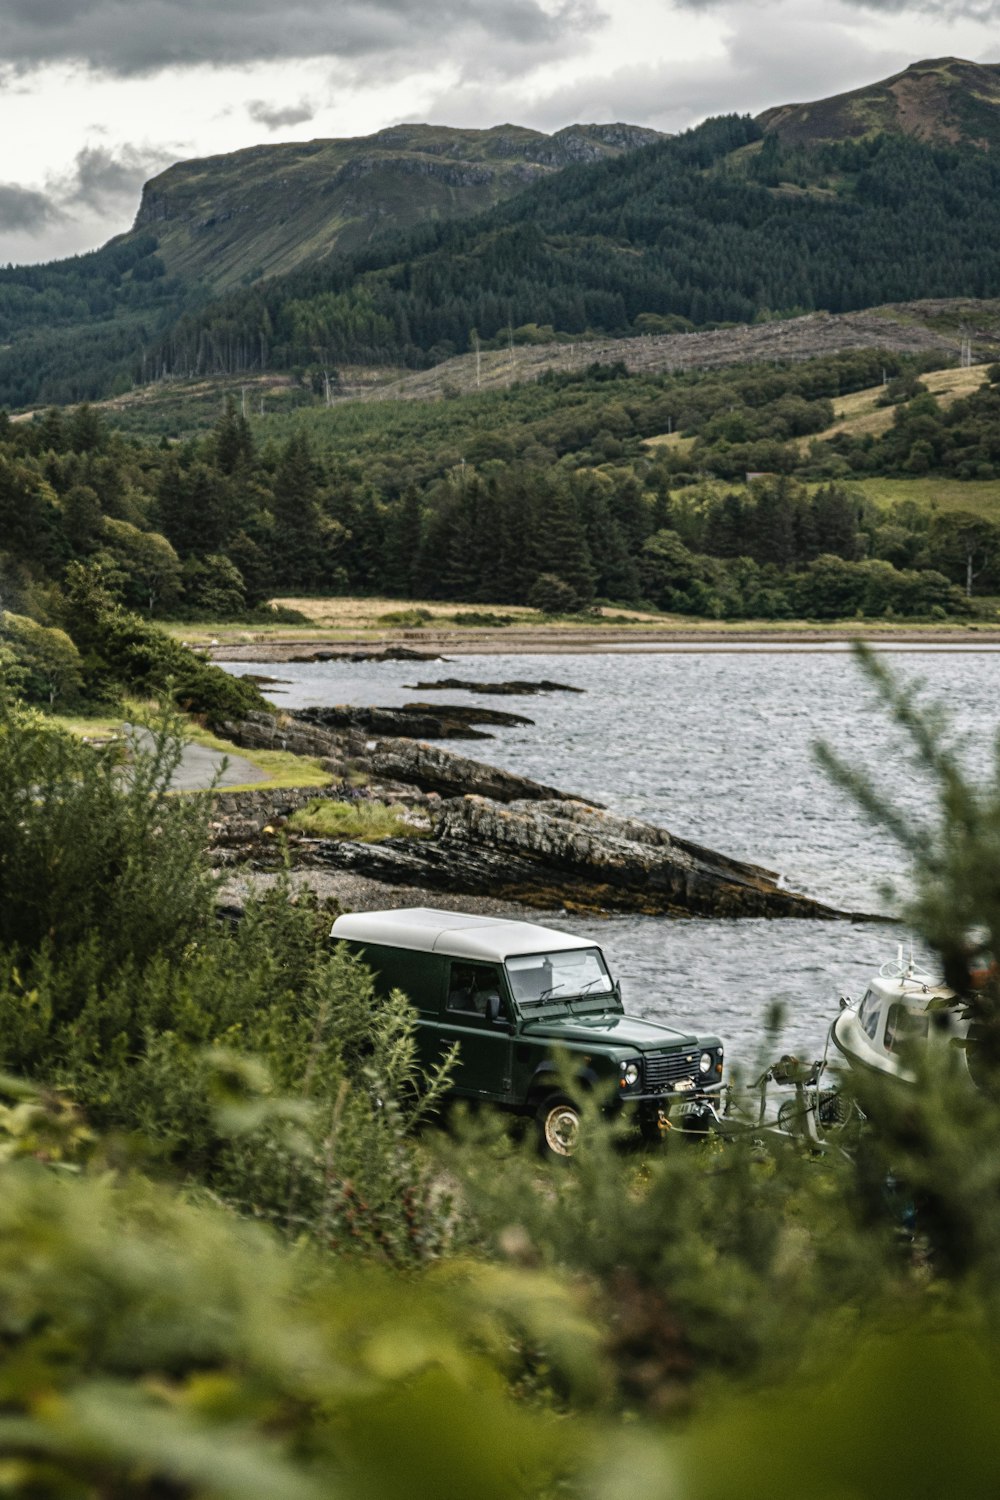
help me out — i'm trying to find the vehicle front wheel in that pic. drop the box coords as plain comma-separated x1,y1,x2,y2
536,1095,581,1160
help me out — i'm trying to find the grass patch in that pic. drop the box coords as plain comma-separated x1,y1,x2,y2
833,475,1000,519
802,364,993,450
183,723,333,792
287,799,430,841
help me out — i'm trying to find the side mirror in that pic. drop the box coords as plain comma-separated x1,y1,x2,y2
485,994,501,1024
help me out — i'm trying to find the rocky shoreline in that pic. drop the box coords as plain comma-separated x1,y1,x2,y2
211,709,876,921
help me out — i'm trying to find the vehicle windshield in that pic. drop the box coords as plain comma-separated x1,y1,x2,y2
506,948,614,1006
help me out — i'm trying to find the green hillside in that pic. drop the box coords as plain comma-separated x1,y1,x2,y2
758,57,1000,150
132,121,664,291
149,113,1000,385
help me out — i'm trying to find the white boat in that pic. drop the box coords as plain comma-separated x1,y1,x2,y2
830,949,970,1086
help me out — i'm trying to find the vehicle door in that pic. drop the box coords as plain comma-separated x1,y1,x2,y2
435,961,514,1100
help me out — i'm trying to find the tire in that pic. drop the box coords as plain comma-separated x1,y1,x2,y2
535,1094,581,1160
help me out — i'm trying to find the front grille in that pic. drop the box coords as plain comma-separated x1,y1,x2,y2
643,1049,699,1092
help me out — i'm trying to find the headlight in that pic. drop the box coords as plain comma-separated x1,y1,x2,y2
620,1061,640,1088
699,1051,713,1074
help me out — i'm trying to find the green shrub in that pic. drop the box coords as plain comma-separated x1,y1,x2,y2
1,611,83,706
527,574,581,615
0,699,216,970
376,608,434,627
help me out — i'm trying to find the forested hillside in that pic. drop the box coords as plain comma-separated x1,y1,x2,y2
4,72,1000,408
146,118,1000,385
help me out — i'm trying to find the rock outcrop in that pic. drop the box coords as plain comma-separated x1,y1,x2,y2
219,712,586,803
296,796,861,919
287,645,442,663
214,712,868,918
296,702,533,739
405,678,584,696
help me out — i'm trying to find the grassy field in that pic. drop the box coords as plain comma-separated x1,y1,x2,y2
163,604,1000,646
840,475,1000,519
287,799,428,841
166,597,668,646
803,363,992,448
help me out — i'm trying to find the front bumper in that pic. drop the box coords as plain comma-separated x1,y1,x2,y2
613,1081,724,1107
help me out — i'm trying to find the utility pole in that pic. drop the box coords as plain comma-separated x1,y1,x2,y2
473,331,481,390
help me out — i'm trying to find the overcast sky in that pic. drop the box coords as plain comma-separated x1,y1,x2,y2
0,0,995,266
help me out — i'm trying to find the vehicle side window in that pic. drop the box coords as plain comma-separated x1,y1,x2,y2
447,963,505,1018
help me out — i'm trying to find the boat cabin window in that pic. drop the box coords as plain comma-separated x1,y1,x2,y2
506,947,613,1006
884,1003,929,1055
859,989,882,1041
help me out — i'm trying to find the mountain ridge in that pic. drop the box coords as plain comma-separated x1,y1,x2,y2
3,57,1000,409
130,121,665,291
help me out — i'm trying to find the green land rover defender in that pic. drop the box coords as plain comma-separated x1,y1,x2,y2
331,907,725,1157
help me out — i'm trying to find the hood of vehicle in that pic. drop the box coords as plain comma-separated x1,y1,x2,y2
519,1012,702,1050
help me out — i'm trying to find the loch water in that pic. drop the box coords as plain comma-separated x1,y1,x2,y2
224,647,1000,1066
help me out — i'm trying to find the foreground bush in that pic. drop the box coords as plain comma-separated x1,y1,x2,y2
0,700,456,1263
2,660,1000,1496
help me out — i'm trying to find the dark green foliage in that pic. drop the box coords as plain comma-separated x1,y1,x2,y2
0,347,988,648
59,562,268,719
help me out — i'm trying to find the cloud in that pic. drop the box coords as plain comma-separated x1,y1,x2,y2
0,142,176,248
0,0,603,79
425,4,906,133
63,142,176,211
0,182,62,234
672,0,1000,17
247,98,316,131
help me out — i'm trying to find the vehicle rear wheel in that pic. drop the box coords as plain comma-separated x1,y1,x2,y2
536,1095,581,1160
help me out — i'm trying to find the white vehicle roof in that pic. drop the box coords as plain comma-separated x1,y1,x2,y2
330,907,596,963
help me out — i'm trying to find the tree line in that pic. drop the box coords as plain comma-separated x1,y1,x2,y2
5,350,997,710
